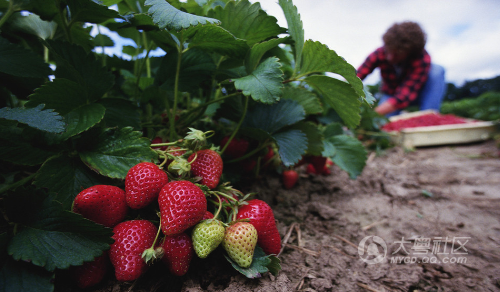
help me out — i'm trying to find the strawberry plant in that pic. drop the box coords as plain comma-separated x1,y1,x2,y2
0,0,371,290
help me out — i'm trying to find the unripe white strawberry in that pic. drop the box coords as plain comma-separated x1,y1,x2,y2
222,222,258,268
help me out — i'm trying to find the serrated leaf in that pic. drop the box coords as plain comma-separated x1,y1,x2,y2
323,135,367,179
34,155,114,210
289,121,323,156
25,79,89,116
0,258,54,292
45,40,114,102
207,0,286,47
234,57,283,104
99,98,141,130
57,103,106,141
186,24,249,58
156,48,216,92
0,37,52,78
10,13,57,40
0,126,57,166
278,0,304,70
145,0,220,31
245,38,288,73
93,33,115,47
7,193,113,272
274,129,307,167
301,40,364,98
66,0,122,24
16,0,59,21
79,127,158,179
243,99,305,134
282,86,323,115
305,75,361,129
0,104,64,133
225,246,280,278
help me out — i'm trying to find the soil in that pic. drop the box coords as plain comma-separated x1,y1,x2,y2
58,140,500,292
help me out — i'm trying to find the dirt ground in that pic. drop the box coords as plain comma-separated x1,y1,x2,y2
58,139,500,292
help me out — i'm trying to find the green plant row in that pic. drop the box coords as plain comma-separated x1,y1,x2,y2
0,0,371,291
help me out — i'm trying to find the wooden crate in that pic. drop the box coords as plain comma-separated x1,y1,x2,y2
386,110,498,148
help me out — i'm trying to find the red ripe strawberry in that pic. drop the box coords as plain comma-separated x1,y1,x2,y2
202,211,214,220
220,136,249,159
239,158,257,173
73,185,128,228
151,137,167,150
263,146,274,164
188,149,223,189
306,164,317,175
158,180,207,236
309,156,327,174
236,199,282,255
161,233,194,276
70,252,109,289
282,169,299,189
125,162,169,209
109,220,158,281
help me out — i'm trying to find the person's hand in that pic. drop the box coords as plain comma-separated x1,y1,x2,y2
375,101,397,115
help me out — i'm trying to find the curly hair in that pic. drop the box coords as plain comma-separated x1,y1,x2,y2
383,21,427,56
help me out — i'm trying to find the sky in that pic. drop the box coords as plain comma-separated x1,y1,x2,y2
250,0,500,86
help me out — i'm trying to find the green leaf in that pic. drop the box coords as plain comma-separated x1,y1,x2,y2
278,0,304,70
59,103,106,141
99,98,141,130
10,13,57,40
305,75,361,129
234,57,283,104
34,155,114,210
207,0,286,47
79,127,158,179
186,24,249,58
282,86,322,115
93,33,115,47
301,40,364,98
25,79,89,115
289,121,323,156
245,38,288,73
224,246,281,278
14,0,59,21
323,135,367,179
0,105,64,133
243,99,305,134
0,258,54,292
156,49,216,92
0,126,57,166
7,192,113,272
66,0,122,24
0,37,51,78
274,129,308,167
324,122,344,136
45,40,115,102
145,0,220,31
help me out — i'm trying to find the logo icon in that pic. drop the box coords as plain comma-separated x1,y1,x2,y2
358,236,387,264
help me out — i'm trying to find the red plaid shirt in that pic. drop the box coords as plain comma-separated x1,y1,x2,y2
357,47,431,109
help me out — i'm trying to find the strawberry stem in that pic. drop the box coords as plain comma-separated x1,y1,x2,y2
220,96,248,155
212,193,223,220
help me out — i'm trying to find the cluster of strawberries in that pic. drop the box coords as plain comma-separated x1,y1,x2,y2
69,129,281,289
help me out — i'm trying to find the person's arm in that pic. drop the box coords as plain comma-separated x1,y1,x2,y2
357,48,383,80
374,101,398,115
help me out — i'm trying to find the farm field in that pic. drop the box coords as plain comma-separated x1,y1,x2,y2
55,139,500,292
